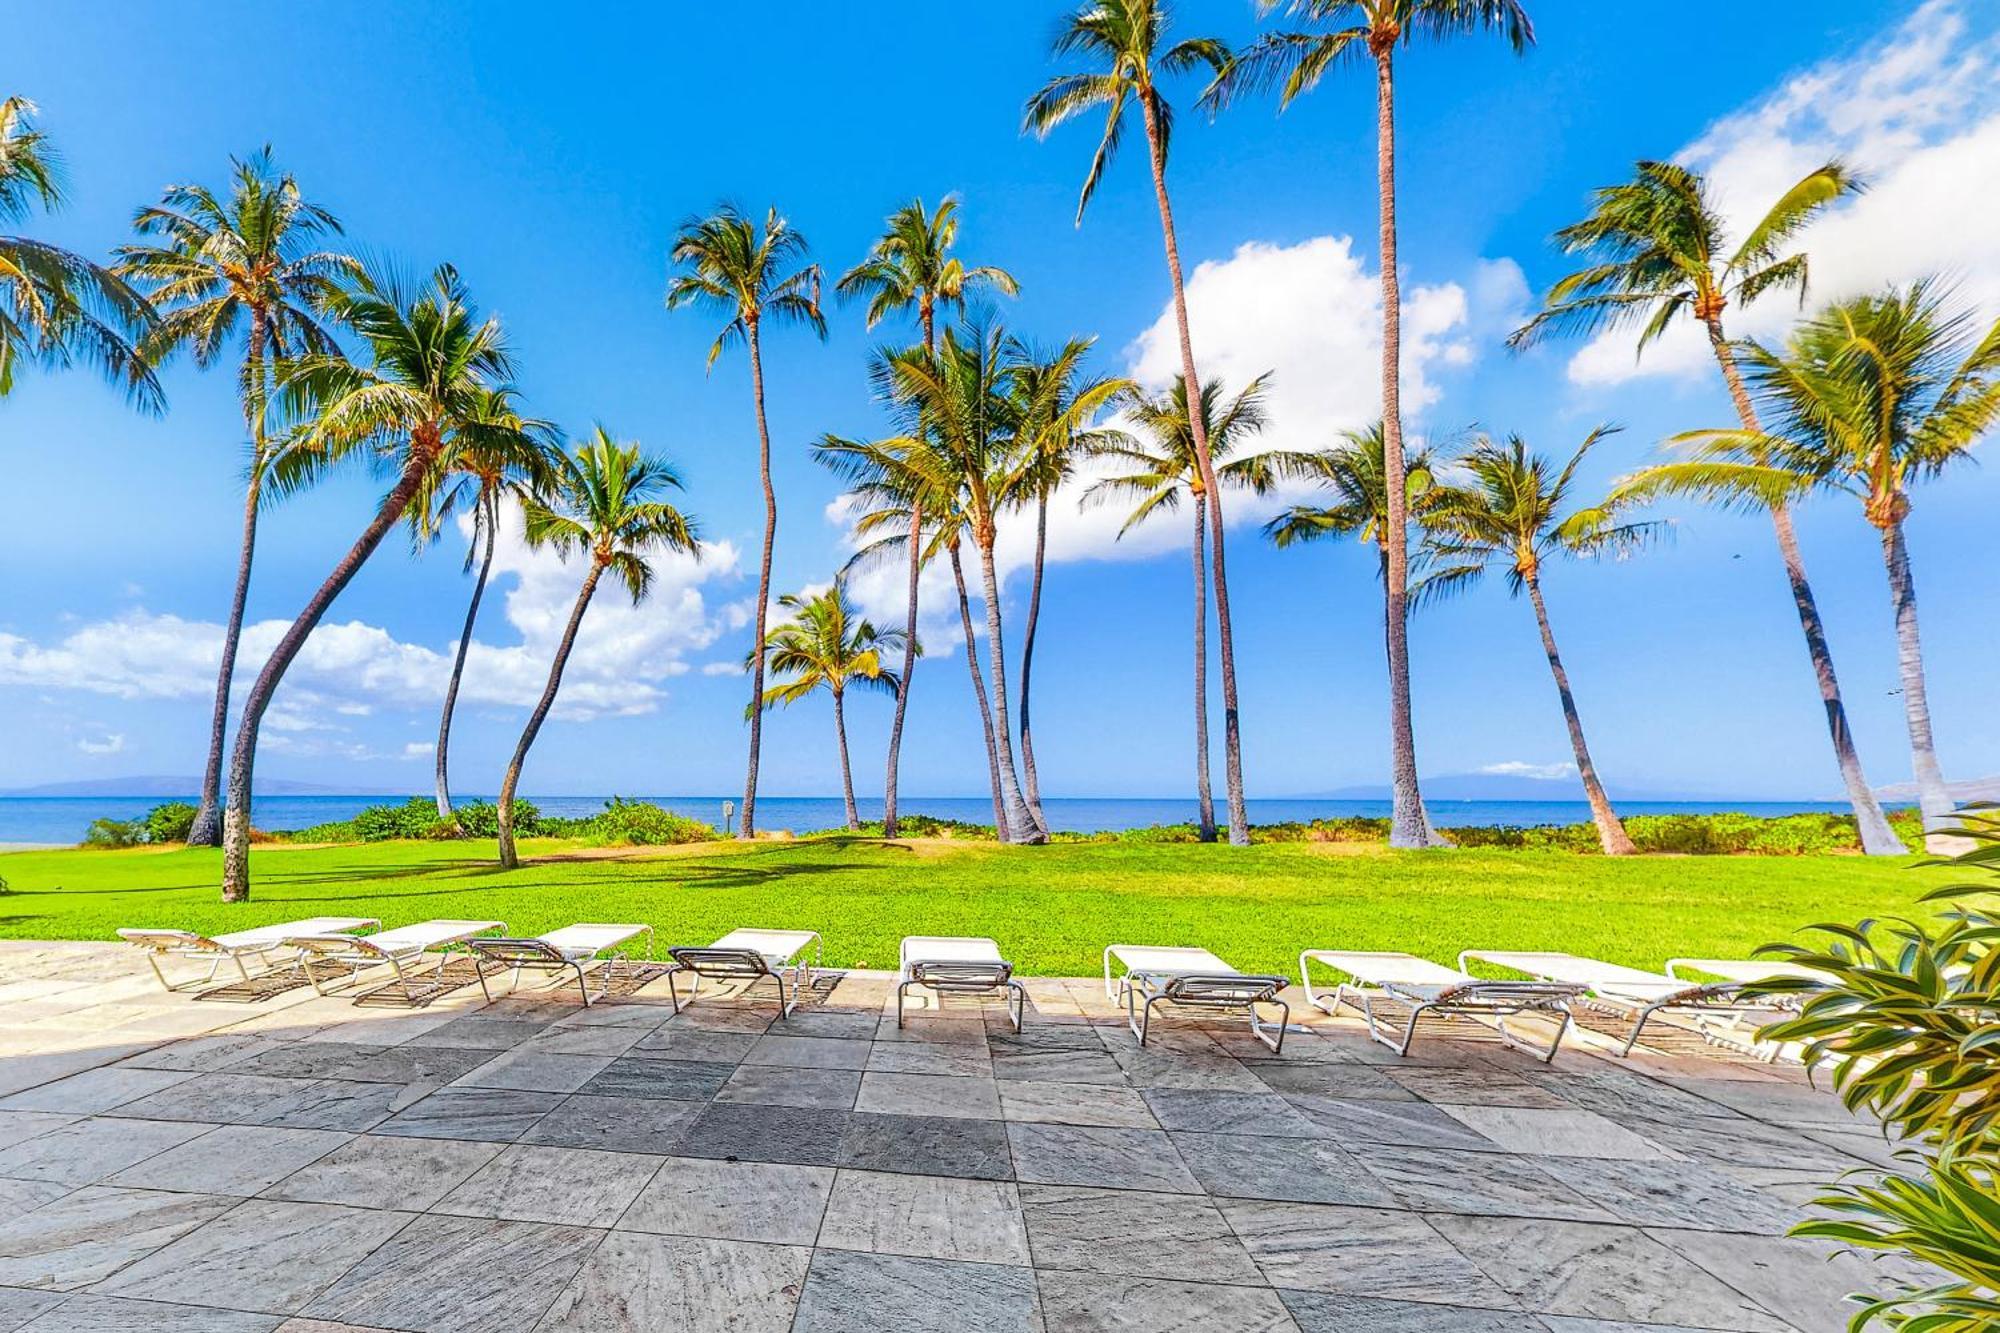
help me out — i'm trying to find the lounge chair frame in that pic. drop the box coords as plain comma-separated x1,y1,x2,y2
117,918,381,993
287,919,505,1005
667,929,821,1019
1299,951,1581,1063
1459,950,1791,1060
466,924,655,1007
897,938,1026,1032
1105,945,1289,1053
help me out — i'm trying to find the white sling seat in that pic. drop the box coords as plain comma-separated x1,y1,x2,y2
1299,949,1584,1062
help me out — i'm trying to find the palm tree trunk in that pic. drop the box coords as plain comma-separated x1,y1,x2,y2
1139,89,1248,846
436,489,499,821
1016,492,1051,836
950,543,1010,841
1192,494,1216,843
187,470,261,847
1524,573,1634,856
975,536,1041,843
1376,550,1448,845
1374,50,1439,850
1705,326,1900,855
221,449,437,901
833,689,859,831
499,566,602,869
882,497,921,839
741,320,777,840
1877,516,1959,851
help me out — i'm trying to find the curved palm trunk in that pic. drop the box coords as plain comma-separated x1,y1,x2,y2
1016,493,1051,836
1877,517,1959,851
436,490,499,821
832,689,860,831
222,450,436,901
950,544,1010,841
1191,494,1216,843
1139,91,1247,846
499,566,602,869
188,471,262,847
882,498,922,839
1374,50,1441,850
740,321,778,840
1706,329,1900,855
1524,574,1633,855
975,536,1041,843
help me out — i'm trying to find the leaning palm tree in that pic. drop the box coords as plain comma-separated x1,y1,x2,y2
1207,0,1533,849
835,197,1016,836
497,429,699,868
1024,0,1252,845
219,262,512,902
752,580,910,832
1424,429,1658,855
666,203,824,839
409,388,555,821
1664,284,2000,851
115,148,356,846
1082,374,1271,842
1509,159,1902,856
1006,335,1132,836
0,96,159,407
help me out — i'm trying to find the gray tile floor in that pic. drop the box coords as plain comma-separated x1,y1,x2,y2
0,940,1930,1332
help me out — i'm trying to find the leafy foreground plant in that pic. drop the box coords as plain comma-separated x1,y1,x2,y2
1754,823,2000,1329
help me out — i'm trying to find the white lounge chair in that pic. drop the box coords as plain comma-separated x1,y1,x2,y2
897,936,1026,1031
286,918,506,1004
666,928,821,1018
1103,944,1291,1053
117,917,381,992
465,923,655,1007
1298,950,1585,1062
1459,949,1795,1059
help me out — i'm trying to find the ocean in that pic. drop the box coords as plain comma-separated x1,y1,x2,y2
0,794,1862,847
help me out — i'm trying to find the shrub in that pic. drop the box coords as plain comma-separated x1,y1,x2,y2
451,799,535,838
81,817,147,848
142,802,198,845
548,798,715,846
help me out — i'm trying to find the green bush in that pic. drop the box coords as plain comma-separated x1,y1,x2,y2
141,802,198,845
543,798,714,846
81,817,147,849
451,799,536,838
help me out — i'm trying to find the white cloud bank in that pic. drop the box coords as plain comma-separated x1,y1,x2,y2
1479,760,1578,781
1569,0,2000,386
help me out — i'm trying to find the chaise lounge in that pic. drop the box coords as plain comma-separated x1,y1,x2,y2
285,918,506,1004
1298,949,1585,1061
117,916,381,993
1103,943,1291,1053
897,935,1027,1031
465,923,655,1007
666,927,821,1018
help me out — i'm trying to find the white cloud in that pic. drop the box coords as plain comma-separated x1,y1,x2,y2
701,661,744,677
1569,0,2000,386
1478,760,1579,781
75,733,125,756
401,741,435,759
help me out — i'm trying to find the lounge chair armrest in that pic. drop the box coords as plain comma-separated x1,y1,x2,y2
908,959,1015,988
669,946,772,977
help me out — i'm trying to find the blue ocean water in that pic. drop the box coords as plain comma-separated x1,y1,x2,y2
0,794,1860,847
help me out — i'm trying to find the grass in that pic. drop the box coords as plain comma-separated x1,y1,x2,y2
0,836,1958,979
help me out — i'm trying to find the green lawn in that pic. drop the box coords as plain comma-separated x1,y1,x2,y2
0,837,1955,979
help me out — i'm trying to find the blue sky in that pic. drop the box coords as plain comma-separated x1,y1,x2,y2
3,0,1997,801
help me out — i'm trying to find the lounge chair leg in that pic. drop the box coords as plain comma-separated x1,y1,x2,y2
1249,999,1287,1054
1006,981,1026,1033
775,973,791,1019
476,958,496,1005
895,980,911,1029
666,969,684,1015
233,953,253,984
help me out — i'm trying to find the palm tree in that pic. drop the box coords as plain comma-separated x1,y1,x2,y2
752,580,910,831
0,96,158,407
1509,159,1902,856
836,197,1017,837
1024,0,1253,845
497,429,699,868
666,203,824,840
1207,0,1533,849
1664,284,2000,851
409,388,555,821
115,148,356,846
1425,429,1659,855
1082,374,1271,842
219,262,512,902
1006,335,1132,836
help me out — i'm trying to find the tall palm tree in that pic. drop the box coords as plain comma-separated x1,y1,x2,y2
1024,0,1253,845
666,204,824,839
497,429,699,868
1006,335,1132,836
835,197,1016,836
219,262,512,901
1082,374,1271,842
0,96,158,407
1509,159,1902,856
752,580,910,831
1425,429,1659,855
409,388,555,821
1663,284,2000,851
1208,0,1533,849
115,148,356,846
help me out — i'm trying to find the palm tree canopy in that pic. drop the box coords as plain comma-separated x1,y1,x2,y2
522,427,701,604
408,385,559,561
1508,159,1859,354
872,314,1027,543
0,95,161,408
836,196,1019,332
1080,372,1273,536
1205,0,1532,113
1021,0,1231,223
1423,427,1664,594
752,579,912,713
1007,334,1134,503
665,202,824,369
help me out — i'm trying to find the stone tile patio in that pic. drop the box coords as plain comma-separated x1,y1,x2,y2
0,939,1933,1331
